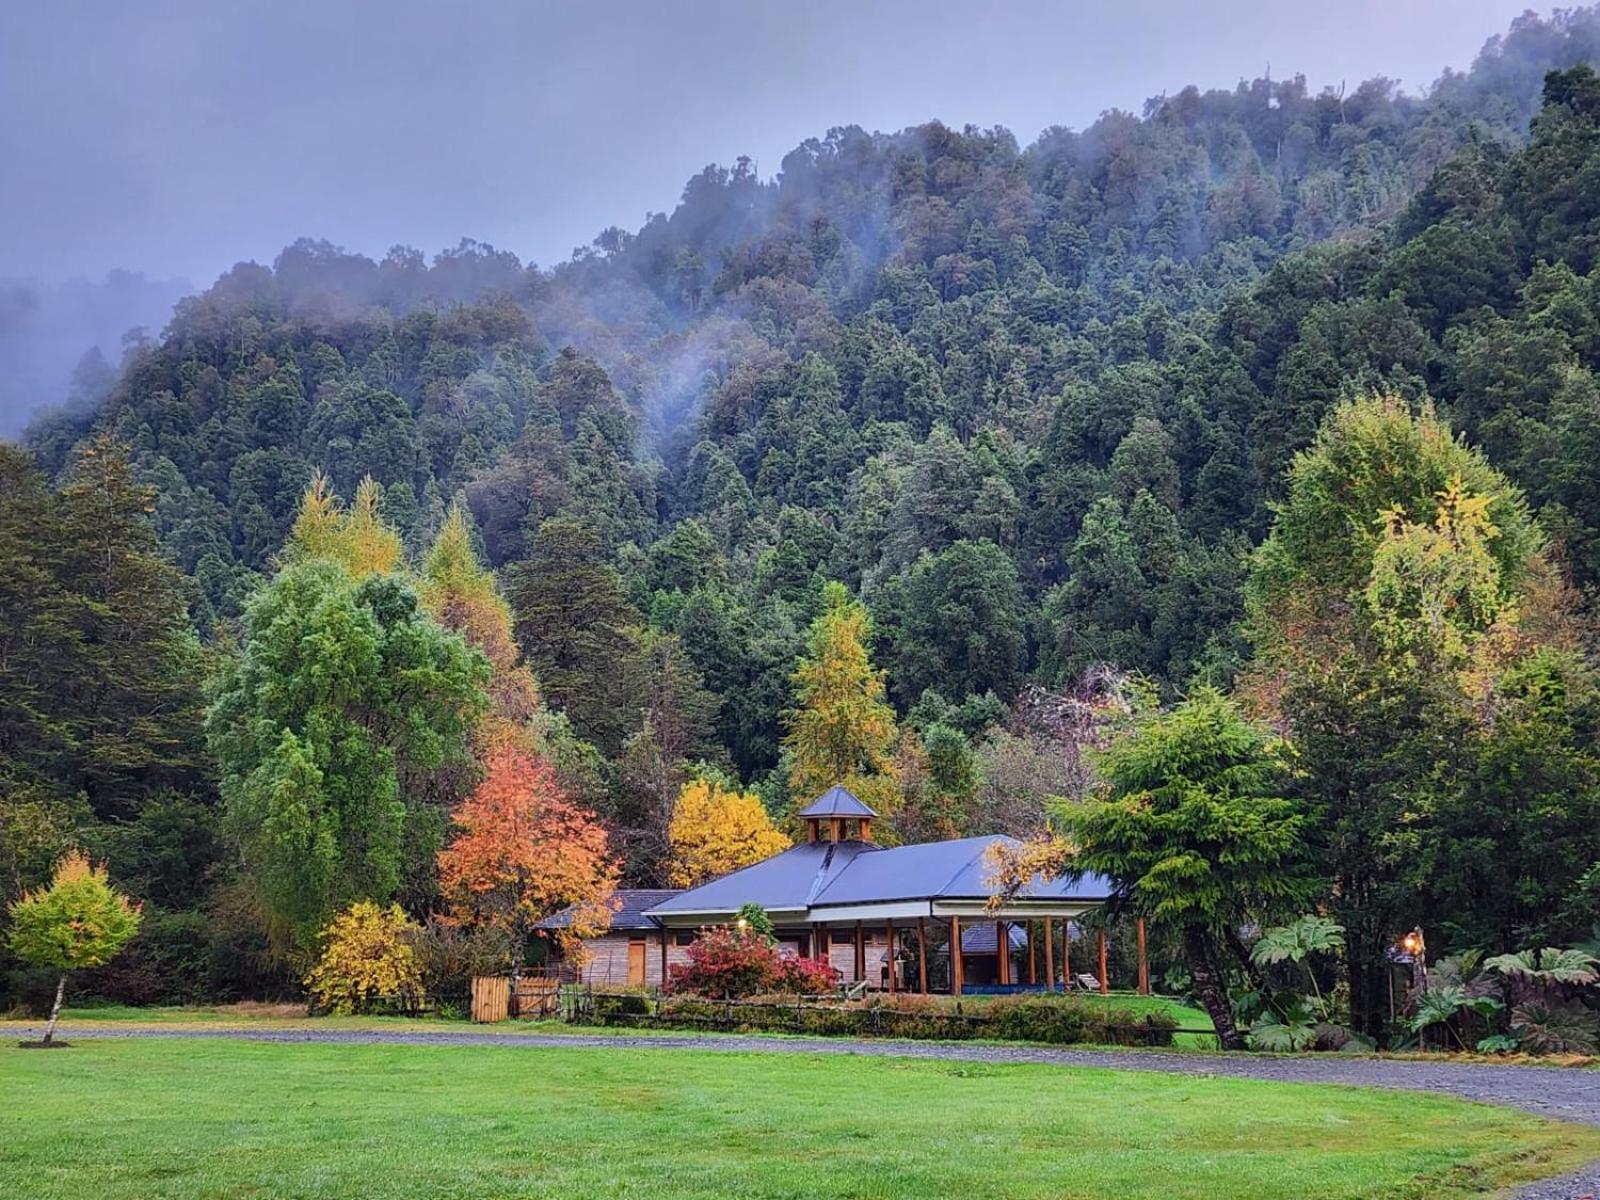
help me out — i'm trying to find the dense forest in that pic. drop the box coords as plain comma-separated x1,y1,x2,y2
6,9,1600,1037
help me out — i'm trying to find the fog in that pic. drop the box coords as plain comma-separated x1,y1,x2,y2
0,0,1541,435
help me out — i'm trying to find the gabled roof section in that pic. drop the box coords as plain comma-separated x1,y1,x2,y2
645,839,879,918
797,785,877,819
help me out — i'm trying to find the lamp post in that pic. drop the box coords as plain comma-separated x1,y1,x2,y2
1402,927,1427,990
1401,926,1428,1049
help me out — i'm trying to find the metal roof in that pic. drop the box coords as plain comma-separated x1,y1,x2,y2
645,840,878,917
645,833,1111,920
796,785,878,819
538,888,682,932
810,834,1110,908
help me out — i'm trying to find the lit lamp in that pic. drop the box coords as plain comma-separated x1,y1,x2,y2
1401,926,1429,1047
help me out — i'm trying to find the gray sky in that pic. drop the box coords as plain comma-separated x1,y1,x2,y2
0,0,1544,287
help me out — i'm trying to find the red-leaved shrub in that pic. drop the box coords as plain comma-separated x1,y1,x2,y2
667,927,841,998
774,955,841,994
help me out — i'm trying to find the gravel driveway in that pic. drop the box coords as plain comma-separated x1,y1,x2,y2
27,1025,1600,1198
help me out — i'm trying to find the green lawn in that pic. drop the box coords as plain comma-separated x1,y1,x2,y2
3,1038,1597,1199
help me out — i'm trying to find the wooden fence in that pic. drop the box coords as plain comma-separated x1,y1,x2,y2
470,972,565,1023
471,976,510,1023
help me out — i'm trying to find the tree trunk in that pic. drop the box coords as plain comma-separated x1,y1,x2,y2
42,974,66,1046
1183,925,1244,1051
1222,925,1266,992
1346,923,1389,1040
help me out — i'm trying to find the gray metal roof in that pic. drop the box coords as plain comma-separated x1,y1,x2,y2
810,835,1110,908
538,888,682,931
645,840,877,917
645,833,1112,920
797,786,878,819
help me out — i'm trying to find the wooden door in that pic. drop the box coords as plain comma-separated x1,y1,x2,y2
627,939,646,986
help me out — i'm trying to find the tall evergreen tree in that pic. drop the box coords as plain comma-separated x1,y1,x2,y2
783,582,899,819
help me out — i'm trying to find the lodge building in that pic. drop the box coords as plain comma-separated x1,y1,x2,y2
545,786,1129,996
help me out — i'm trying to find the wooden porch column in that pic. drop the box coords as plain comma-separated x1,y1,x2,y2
917,917,929,995
1043,918,1055,991
996,921,1010,985
660,928,669,989
1097,929,1108,995
950,916,963,996
1137,917,1149,996
1027,921,1037,985
854,920,865,983
1062,924,1070,987
886,919,897,995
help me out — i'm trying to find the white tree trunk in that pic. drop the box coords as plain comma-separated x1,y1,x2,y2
42,974,66,1046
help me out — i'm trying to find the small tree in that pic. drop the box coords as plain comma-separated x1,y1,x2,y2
437,746,617,991
7,852,142,1045
1072,689,1318,1050
303,901,423,1015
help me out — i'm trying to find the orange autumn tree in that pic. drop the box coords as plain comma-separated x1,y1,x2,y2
437,746,616,990
667,779,791,887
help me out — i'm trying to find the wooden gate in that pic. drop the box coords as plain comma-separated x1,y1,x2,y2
516,976,561,1018
471,975,510,1023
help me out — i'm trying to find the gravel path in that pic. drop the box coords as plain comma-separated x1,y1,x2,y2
28,1024,1600,1198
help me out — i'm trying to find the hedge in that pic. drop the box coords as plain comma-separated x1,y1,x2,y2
579,990,1177,1047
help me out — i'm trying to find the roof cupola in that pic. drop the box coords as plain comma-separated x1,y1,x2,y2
798,785,877,843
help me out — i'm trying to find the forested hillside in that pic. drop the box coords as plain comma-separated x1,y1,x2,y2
6,9,1600,1019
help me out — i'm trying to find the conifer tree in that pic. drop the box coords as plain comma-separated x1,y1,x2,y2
421,503,540,733
783,582,899,819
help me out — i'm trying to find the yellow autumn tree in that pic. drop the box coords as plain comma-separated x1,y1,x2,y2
303,900,423,1015
285,474,403,577
668,779,791,887
783,582,901,826
421,502,541,738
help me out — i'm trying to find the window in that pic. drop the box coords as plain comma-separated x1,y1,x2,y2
674,932,696,946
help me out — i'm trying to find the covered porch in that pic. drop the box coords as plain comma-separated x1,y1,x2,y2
802,900,1150,997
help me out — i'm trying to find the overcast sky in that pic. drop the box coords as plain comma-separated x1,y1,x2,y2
0,0,1544,289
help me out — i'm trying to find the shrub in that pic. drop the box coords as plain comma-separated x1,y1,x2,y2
667,925,784,998
303,901,423,1015
773,955,841,994
406,917,510,1006
591,989,1175,1046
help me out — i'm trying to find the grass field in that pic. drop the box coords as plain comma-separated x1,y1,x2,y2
4,1037,1598,1199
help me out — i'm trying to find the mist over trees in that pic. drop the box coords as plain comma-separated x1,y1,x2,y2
6,7,1600,1021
